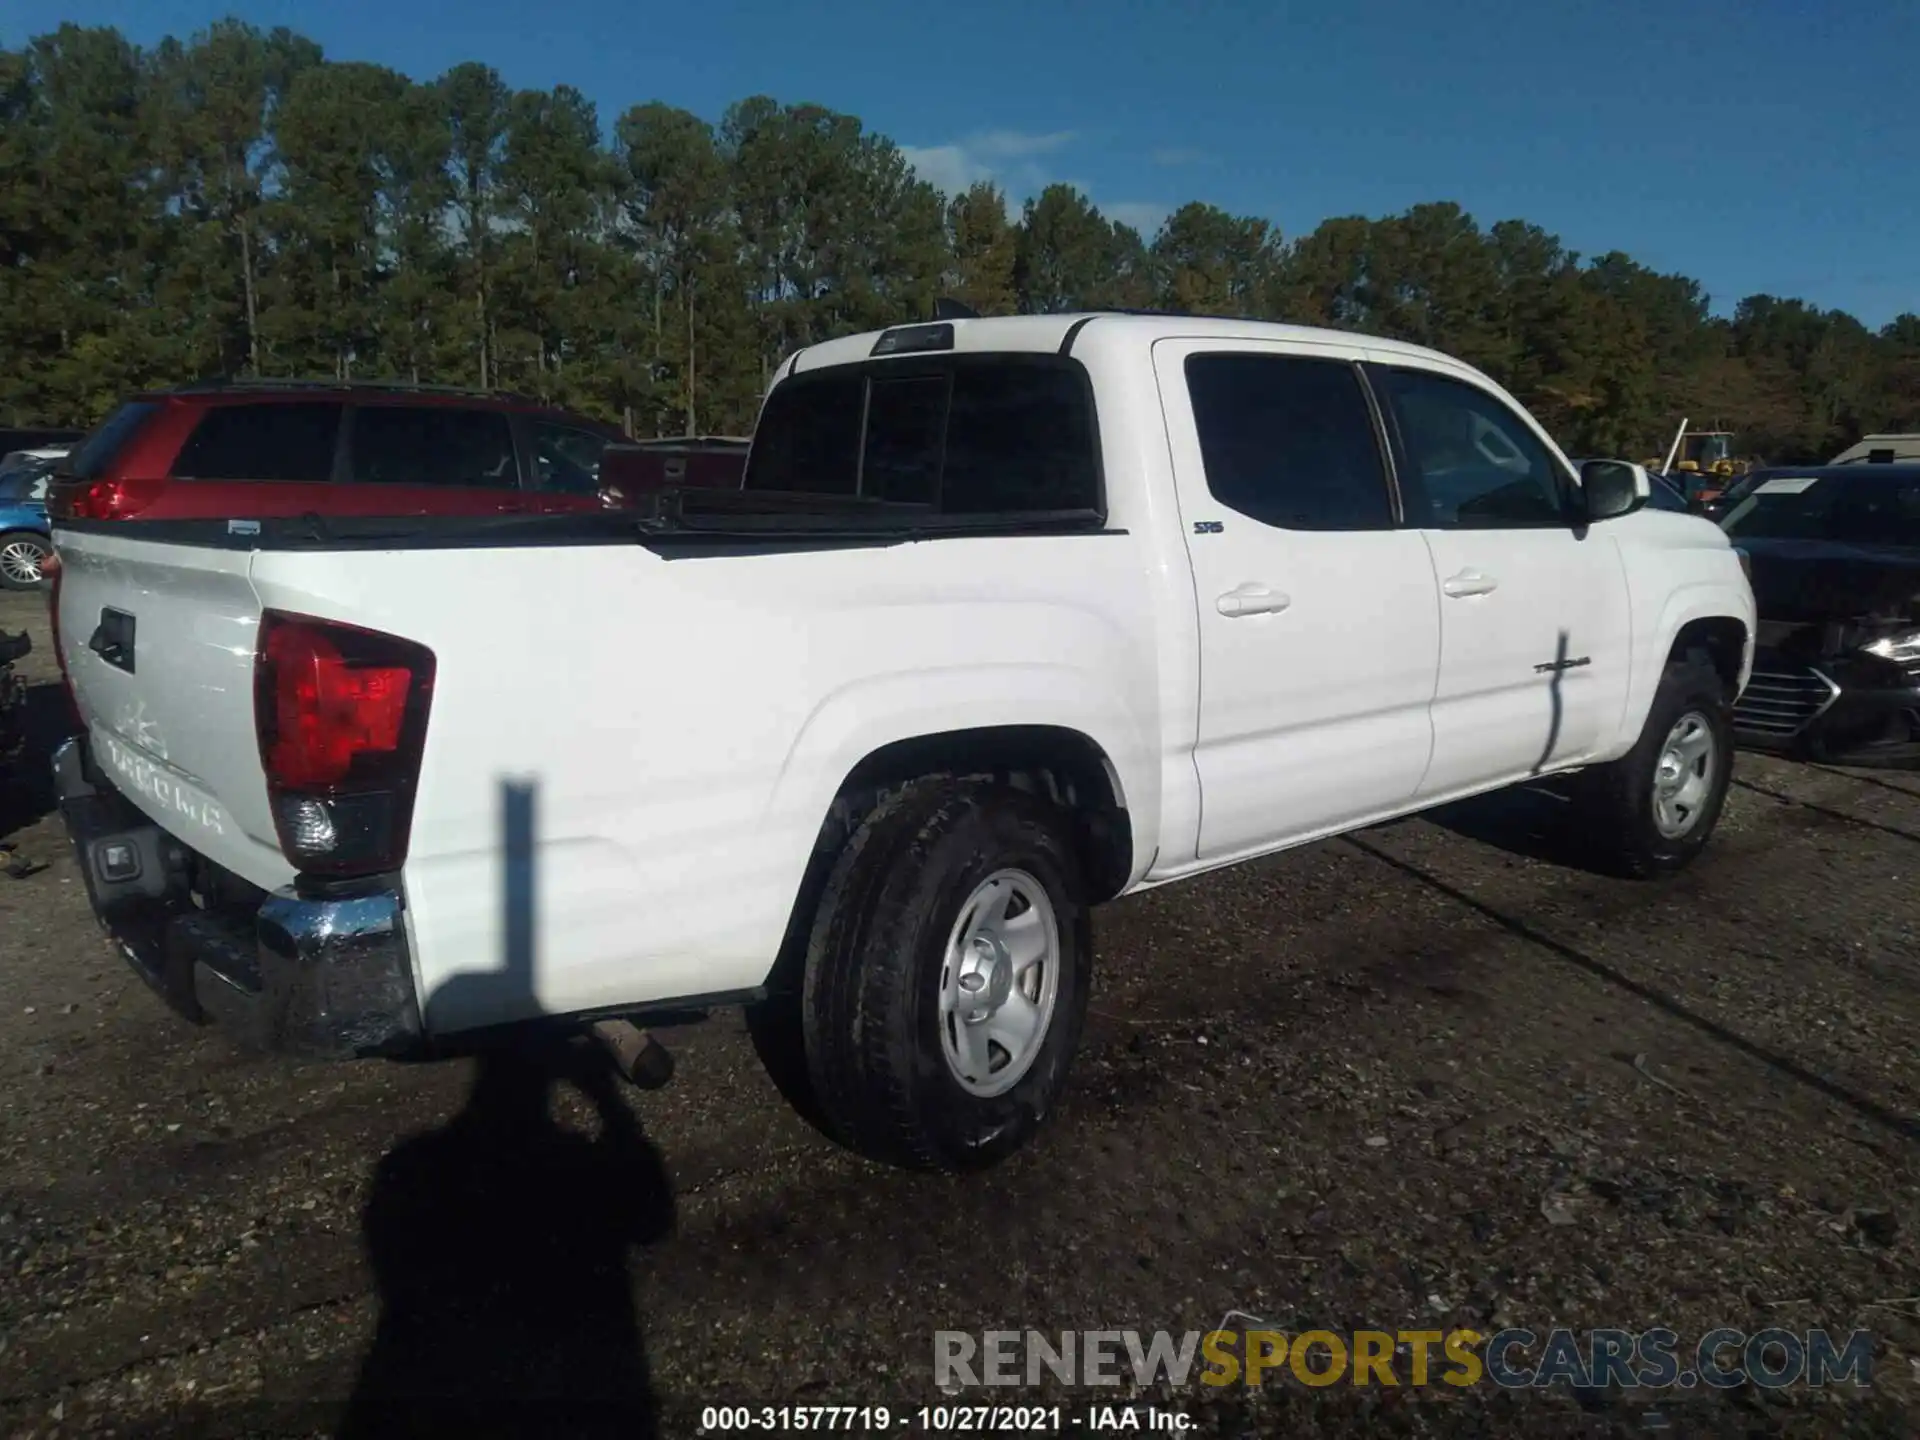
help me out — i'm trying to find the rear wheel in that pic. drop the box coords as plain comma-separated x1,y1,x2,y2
790,779,1091,1171
0,532,50,591
1572,647,1733,877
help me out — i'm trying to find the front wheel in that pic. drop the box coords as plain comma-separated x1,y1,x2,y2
796,780,1091,1171
1571,648,1733,878
0,532,51,591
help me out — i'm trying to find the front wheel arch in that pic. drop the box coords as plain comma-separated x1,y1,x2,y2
1605,608,1749,762
1572,646,1735,879
1671,616,1747,699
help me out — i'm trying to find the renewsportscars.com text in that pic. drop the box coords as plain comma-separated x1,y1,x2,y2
934,1327,1874,1390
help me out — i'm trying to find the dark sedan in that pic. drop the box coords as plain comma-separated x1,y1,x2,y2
1721,464,1920,766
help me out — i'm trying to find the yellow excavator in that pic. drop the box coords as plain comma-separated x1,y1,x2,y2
1645,419,1762,505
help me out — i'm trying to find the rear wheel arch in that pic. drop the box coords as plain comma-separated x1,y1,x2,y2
840,725,1133,894
746,725,1129,1137
759,725,1133,999
796,778,1094,1168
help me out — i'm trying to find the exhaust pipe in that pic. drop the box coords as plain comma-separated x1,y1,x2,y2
589,1018,675,1089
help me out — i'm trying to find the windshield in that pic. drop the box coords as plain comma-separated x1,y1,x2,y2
0,462,54,501
1719,473,1920,548
1645,475,1687,512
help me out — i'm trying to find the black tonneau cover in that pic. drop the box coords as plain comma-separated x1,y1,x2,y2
630,485,1106,539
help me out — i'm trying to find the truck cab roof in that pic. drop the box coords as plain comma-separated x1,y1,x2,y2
782,312,1482,379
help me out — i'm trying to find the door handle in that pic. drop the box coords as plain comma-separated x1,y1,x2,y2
1216,583,1291,617
1441,570,1499,598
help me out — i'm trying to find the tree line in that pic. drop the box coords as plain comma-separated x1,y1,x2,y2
3,20,1915,461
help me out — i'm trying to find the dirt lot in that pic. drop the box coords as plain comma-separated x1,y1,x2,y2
1,586,1917,1438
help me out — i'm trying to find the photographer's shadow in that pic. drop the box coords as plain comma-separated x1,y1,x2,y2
339,779,675,1438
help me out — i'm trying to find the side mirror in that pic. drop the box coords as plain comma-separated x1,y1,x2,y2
1579,459,1648,523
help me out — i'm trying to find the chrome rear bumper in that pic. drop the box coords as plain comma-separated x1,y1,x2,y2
52,735,425,1059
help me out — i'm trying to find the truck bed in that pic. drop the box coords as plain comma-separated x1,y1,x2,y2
50,502,1161,1038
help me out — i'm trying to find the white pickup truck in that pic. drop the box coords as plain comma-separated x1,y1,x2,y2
49,313,1755,1171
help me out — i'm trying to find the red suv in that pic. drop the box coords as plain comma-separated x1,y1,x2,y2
47,381,631,522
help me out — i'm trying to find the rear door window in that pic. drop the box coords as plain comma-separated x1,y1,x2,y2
349,406,518,488
171,403,343,482
1183,353,1394,531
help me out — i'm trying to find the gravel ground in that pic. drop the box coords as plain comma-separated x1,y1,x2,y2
1,586,1916,1438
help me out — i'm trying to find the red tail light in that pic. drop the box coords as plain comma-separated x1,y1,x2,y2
254,612,436,878
53,476,166,521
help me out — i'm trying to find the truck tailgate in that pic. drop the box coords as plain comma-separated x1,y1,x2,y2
54,525,294,891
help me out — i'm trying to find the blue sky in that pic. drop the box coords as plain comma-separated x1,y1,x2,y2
7,0,1915,327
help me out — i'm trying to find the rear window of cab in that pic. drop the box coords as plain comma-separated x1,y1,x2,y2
744,357,1103,516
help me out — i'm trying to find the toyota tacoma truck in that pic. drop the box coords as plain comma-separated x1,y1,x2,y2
48,313,1755,1171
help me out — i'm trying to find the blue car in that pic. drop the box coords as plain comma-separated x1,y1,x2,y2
0,457,56,590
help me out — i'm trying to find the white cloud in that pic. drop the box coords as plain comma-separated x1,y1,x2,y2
898,144,992,197
1106,201,1171,237
900,129,1170,238
901,128,1079,203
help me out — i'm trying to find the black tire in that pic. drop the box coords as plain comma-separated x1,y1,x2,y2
796,779,1091,1171
0,531,51,591
743,790,878,1137
1572,647,1733,878
743,990,828,1135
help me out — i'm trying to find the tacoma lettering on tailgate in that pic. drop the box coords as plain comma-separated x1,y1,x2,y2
100,732,228,838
